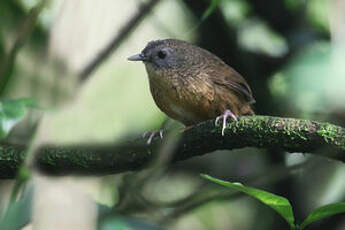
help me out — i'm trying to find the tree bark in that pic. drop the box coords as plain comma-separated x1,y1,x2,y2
0,116,344,179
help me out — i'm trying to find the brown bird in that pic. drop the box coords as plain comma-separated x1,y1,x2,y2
128,39,255,143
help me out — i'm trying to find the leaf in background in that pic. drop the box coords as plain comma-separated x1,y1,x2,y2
284,0,302,10
97,203,112,218
201,0,221,21
269,42,336,114
99,216,165,230
0,184,33,230
0,31,4,63
201,174,296,229
0,98,37,140
300,202,345,229
306,0,329,33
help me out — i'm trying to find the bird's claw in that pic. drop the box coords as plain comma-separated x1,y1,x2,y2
215,109,237,136
143,129,164,145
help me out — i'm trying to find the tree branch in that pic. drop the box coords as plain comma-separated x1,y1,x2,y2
0,1,45,95
78,0,161,82
0,115,344,179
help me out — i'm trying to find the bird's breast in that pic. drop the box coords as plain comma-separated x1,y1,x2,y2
147,70,216,125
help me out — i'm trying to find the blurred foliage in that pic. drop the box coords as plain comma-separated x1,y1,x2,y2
269,42,331,115
306,0,329,33
269,41,345,117
0,98,37,140
238,19,288,57
0,0,47,48
0,184,33,230
201,0,221,21
99,217,164,230
0,0,344,230
220,0,251,26
0,33,4,65
284,0,303,10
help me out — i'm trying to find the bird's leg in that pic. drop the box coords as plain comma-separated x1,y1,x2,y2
215,109,238,136
142,119,170,144
142,129,164,145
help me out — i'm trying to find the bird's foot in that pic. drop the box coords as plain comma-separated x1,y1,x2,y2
142,129,164,145
215,109,238,136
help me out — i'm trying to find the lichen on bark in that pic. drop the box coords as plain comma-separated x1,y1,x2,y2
0,115,344,179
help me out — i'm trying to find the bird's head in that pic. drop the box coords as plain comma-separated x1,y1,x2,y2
128,39,206,76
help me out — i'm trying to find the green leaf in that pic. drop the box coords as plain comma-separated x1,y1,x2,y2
0,184,33,230
300,202,345,229
201,0,221,21
201,174,296,229
0,98,37,140
99,218,131,230
99,216,164,230
0,31,5,63
97,203,112,217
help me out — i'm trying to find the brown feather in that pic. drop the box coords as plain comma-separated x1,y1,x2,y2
136,39,255,125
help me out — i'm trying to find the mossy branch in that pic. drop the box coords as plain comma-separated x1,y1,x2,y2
0,115,344,179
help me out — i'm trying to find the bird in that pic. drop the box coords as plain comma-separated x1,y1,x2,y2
128,39,255,143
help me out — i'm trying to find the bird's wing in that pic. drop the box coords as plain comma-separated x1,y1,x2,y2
210,66,256,104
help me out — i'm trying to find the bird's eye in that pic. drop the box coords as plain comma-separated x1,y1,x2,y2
157,50,167,59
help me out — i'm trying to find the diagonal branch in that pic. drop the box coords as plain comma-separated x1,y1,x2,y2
0,115,344,179
78,0,161,82
0,1,45,95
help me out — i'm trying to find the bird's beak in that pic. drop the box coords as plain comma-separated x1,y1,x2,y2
127,53,146,61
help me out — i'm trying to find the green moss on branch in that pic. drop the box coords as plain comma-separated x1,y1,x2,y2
0,116,344,178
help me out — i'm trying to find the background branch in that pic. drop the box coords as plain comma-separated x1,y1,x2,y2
78,0,161,82
0,1,45,95
0,115,344,179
